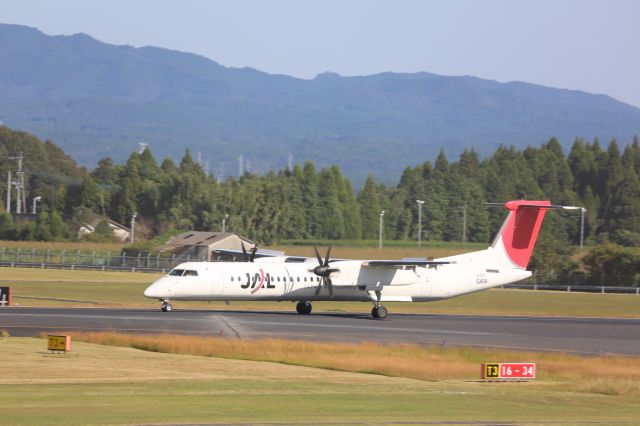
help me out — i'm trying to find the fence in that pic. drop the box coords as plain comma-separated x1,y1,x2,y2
504,283,640,295
0,247,206,273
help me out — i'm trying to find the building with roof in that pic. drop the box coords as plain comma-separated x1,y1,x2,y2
158,231,257,261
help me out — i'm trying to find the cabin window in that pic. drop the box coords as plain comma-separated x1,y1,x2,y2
169,269,185,276
304,277,307,282
297,277,300,282
230,276,234,282
277,277,280,282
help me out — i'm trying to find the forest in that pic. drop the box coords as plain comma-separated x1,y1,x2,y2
1,126,640,285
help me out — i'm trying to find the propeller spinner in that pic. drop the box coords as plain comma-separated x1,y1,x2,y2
310,246,339,297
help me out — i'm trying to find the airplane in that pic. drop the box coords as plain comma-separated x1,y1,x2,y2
144,200,570,319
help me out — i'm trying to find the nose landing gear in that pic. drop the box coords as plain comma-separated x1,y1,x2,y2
160,301,172,312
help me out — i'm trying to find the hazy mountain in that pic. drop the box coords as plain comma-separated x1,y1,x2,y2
1,22,639,185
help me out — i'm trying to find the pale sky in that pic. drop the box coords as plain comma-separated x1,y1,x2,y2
3,0,640,107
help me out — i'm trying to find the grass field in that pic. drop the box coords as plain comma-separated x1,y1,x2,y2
3,267,639,318
1,336,639,425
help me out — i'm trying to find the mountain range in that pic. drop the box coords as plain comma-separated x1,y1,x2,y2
1,22,639,185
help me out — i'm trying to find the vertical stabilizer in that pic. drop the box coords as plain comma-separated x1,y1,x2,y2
491,200,551,269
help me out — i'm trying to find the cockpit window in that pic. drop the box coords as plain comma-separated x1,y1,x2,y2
169,269,185,276
168,269,199,277
184,270,198,276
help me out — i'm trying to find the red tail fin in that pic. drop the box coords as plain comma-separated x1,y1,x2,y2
492,200,551,269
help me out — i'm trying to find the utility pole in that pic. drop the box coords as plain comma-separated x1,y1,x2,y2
462,201,468,245
9,153,26,214
222,214,229,233
580,208,586,249
131,212,137,244
416,200,424,247
378,210,385,249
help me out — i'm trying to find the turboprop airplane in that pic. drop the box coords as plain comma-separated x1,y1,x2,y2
144,200,569,319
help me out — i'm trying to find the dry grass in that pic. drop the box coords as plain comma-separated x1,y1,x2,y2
0,267,159,283
68,331,640,396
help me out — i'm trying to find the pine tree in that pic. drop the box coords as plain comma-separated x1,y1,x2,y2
358,175,381,239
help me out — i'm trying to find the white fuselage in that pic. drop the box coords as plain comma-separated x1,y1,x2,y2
143,244,531,304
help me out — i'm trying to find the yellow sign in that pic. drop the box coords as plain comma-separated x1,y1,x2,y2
484,363,500,378
48,335,71,352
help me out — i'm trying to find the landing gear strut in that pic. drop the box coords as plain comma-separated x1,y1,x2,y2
296,301,312,315
370,290,388,319
161,301,172,312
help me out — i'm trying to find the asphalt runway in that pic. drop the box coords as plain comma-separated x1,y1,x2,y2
1,307,639,356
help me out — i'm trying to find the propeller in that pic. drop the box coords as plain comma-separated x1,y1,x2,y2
309,246,339,297
241,243,258,262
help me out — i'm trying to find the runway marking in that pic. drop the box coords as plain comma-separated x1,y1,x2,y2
0,312,224,323
3,325,225,335
230,319,518,337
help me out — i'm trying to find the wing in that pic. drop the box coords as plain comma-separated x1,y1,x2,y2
213,248,308,262
362,259,453,267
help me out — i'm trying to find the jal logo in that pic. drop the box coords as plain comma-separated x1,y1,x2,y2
241,268,276,294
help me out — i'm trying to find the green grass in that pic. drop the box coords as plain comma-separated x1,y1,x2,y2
4,267,640,317
1,337,639,425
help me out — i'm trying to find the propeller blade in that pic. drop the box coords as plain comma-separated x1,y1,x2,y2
241,243,249,262
249,246,257,262
313,246,323,265
324,246,332,266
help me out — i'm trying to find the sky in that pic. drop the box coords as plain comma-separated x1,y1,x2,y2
3,0,640,107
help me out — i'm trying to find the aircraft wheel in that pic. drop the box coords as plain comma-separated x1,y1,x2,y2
371,306,379,319
376,305,388,319
161,302,172,312
296,301,312,315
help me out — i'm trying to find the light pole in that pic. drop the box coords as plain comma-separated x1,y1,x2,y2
416,200,424,247
131,212,137,244
378,210,385,249
32,196,42,214
222,214,229,233
580,208,586,249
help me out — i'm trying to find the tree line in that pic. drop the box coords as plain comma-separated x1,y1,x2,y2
1,126,640,285
2,126,640,246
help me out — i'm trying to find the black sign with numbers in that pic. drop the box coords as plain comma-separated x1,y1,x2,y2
0,287,11,306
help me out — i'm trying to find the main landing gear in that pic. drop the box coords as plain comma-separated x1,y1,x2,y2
371,305,388,319
160,300,172,312
370,289,388,319
296,301,312,315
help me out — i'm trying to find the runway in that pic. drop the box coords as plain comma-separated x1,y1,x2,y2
1,307,639,356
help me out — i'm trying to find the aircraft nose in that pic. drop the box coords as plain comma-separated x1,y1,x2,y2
144,284,159,299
